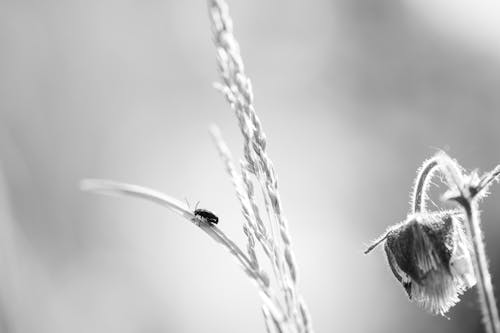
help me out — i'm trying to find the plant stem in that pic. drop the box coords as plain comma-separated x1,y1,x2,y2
412,157,440,214
439,154,500,333
459,198,500,333
80,179,270,291
413,152,500,331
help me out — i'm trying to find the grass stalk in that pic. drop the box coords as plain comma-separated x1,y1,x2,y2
80,179,270,293
207,0,311,331
80,1,312,331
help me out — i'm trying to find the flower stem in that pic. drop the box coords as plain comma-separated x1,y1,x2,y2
460,198,500,333
439,154,500,333
412,157,440,214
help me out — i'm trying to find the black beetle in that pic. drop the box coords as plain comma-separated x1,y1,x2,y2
194,208,219,224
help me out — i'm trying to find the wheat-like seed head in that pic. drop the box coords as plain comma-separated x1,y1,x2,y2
80,2,312,332
209,125,260,270
207,1,311,331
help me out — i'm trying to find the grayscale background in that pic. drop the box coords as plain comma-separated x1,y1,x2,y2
1,1,499,332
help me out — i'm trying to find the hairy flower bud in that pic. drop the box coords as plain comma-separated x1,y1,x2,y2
383,212,475,315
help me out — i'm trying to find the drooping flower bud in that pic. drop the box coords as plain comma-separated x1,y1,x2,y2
375,212,475,315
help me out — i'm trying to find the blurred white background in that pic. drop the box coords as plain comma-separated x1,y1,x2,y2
1,1,500,332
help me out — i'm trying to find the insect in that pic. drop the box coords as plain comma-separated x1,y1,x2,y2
194,208,219,225
186,199,219,225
